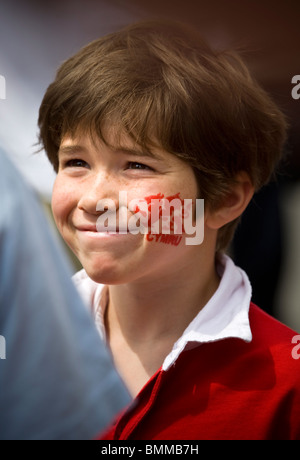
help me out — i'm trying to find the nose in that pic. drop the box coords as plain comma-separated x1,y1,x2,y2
77,172,118,216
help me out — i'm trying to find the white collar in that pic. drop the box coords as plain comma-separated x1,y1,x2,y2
162,254,252,370
73,254,252,371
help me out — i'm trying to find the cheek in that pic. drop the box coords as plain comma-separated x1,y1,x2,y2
145,233,183,247
135,192,187,247
51,177,74,229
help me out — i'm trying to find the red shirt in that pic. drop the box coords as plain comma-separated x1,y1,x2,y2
101,304,300,440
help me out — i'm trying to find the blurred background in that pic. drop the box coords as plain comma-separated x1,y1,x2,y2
0,0,299,331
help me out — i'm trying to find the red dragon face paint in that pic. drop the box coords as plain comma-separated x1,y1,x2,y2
134,192,191,246
96,192,204,246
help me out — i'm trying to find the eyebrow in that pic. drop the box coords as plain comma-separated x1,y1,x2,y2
112,146,161,161
58,145,88,156
58,143,162,161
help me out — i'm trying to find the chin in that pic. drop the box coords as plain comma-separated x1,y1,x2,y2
81,257,128,285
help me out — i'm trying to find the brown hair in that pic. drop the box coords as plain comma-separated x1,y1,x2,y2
38,20,287,251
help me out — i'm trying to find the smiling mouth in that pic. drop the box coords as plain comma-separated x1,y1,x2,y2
76,225,130,235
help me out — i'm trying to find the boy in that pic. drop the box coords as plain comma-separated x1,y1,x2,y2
38,21,300,440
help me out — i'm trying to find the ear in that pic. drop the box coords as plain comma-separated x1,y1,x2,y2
205,172,254,230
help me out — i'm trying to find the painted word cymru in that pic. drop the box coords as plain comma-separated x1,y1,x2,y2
0,75,6,100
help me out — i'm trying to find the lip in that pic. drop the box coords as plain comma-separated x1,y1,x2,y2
76,225,98,232
75,226,131,237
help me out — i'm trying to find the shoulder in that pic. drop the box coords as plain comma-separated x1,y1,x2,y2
249,303,298,345
248,303,300,384
247,304,300,439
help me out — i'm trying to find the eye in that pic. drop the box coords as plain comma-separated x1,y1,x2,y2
127,162,153,171
63,159,89,169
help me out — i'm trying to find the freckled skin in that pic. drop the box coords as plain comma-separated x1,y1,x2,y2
52,132,201,285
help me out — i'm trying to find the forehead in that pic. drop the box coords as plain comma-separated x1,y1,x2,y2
59,125,179,165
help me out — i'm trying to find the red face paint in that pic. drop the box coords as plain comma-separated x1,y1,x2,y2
146,234,183,246
134,192,191,246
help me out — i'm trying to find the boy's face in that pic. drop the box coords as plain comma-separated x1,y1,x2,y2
52,128,202,285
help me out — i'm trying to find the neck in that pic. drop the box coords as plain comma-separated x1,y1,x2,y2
104,245,220,397
106,252,220,347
